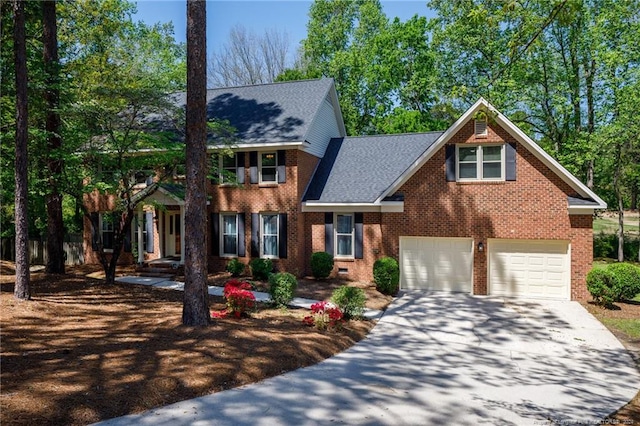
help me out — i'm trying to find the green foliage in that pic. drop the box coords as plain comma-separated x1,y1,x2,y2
607,263,640,301
268,272,298,307
373,257,399,295
225,258,246,277
593,233,640,260
587,263,640,306
250,258,273,281
586,268,617,306
310,251,334,279
331,286,366,320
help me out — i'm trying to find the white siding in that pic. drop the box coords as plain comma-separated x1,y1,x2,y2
303,97,342,158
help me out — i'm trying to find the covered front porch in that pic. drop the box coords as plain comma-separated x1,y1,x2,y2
135,184,186,265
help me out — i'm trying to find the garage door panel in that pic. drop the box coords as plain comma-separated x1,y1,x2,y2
400,237,473,292
489,239,569,300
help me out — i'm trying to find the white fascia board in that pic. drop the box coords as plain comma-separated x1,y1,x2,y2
206,141,304,152
492,111,608,209
302,201,404,213
151,186,185,206
374,98,487,204
568,206,600,215
376,97,607,210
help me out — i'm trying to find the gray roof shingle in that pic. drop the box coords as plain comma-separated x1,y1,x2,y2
304,132,444,203
170,79,335,144
567,196,599,206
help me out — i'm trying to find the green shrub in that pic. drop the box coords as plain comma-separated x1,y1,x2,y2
608,263,640,301
310,251,334,279
331,286,366,320
373,257,399,295
250,258,273,281
226,258,246,277
594,233,640,260
586,268,617,305
268,272,298,307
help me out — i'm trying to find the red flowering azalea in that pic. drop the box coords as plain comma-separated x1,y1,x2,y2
223,280,256,318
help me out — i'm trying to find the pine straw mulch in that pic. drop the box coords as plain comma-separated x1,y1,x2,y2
0,262,386,426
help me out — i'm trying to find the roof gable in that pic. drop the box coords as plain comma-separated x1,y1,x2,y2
303,132,443,204
172,79,341,146
375,98,606,209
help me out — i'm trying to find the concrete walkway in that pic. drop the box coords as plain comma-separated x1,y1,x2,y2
114,275,383,319
96,290,639,425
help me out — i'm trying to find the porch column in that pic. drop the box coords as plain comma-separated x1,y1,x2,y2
137,208,144,263
180,205,185,264
157,210,163,258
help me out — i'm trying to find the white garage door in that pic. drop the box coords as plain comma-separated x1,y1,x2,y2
489,239,570,300
400,237,473,292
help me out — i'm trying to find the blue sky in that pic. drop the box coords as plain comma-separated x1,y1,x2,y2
133,1,436,60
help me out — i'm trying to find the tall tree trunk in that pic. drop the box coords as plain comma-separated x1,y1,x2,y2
613,141,625,262
43,0,65,274
584,57,595,190
182,0,210,326
13,0,30,300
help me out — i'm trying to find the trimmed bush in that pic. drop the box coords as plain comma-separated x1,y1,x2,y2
594,232,640,260
310,251,334,279
586,268,617,306
373,257,399,295
226,258,246,277
268,272,298,307
608,263,640,301
331,286,366,320
249,258,273,281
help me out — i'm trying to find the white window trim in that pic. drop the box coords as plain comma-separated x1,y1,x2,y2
100,212,115,253
334,213,355,259
219,154,237,185
220,213,238,257
456,144,505,182
133,214,148,253
260,212,279,259
259,152,278,184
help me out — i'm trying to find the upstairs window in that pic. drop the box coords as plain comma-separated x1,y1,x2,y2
219,154,237,184
456,144,504,181
259,152,277,183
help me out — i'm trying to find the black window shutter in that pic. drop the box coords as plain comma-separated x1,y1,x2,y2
324,212,333,256
251,213,260,257
278,213,288,259
277,150,286,184
354,213,363,259
445,145,456,182
249,151,258,184
211,213,219,256
145,211,154,253
90,212,100,250
236,152,245,184
124,225,131,253
506,142,517,181
237,213,246,257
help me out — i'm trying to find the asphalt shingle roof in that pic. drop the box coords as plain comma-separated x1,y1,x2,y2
170,79,335,144
567,196,599,206
304,132,444,204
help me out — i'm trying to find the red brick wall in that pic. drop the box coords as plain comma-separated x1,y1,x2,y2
302,120,593,299
209,149,319,275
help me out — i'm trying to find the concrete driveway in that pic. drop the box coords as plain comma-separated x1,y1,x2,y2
96,292,639,425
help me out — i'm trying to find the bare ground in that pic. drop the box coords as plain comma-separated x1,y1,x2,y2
0,262,383,426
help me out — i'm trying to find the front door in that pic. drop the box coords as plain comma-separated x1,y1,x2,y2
165,211,182,257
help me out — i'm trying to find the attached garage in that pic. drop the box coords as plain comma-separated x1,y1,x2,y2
488,239,570,300
399,237,473,292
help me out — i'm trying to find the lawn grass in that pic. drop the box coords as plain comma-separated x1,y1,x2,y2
594,217,640,234
600,318,640,339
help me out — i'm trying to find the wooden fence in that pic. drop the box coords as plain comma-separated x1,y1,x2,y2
0,235,84,265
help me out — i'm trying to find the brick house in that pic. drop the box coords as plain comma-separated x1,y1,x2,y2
84,78,606,300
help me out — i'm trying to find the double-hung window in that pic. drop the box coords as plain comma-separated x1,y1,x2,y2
261,213,279,258
335,214,354,258
100,213,115,251
221,214,238,256
456,144,504,181
219,154,237,184
259,152,277,183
